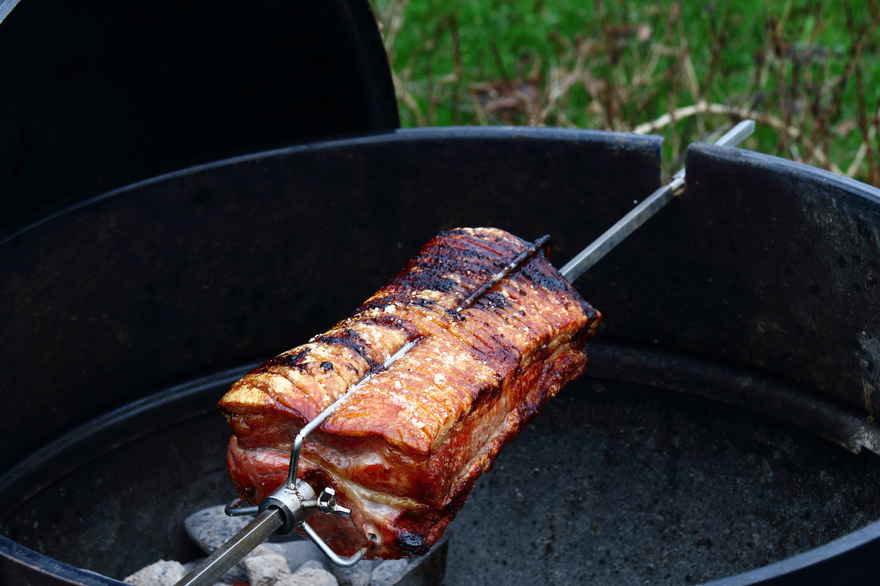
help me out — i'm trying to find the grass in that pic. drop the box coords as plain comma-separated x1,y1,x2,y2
370,0,880,185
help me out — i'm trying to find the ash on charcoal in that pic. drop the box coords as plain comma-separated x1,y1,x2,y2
244,547,292,586
370,559,410,585
186,505,328,572
266,541,328,571
287,565,338,586
330,558,375,586
183,556,248,584
166,504,445,585
124,560,185,586
244,547,339,586
185,505,252,551
298,560,326,572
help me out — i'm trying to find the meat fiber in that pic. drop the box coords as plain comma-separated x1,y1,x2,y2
219,227,601,558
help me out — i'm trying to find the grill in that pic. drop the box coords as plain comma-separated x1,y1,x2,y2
3,128,880,585
2,3,880,586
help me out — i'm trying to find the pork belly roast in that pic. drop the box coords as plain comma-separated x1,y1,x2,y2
219,227,601,558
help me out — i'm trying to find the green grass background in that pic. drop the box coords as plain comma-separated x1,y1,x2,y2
371,0,880,183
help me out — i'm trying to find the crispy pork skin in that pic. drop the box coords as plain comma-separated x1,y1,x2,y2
219,227,601,558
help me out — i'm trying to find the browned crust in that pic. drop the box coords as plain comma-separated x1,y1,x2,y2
220,227,601,557
227,340,591,557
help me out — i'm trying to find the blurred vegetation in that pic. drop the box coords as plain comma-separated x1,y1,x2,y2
370,0,880,184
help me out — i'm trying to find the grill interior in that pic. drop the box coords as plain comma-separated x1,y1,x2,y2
2,362,879,585
3,129,880,585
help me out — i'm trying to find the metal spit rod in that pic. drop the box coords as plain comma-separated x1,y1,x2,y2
559,119,755,282
176,120,755,586
176,509,283,586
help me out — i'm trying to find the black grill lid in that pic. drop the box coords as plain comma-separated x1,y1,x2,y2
0,0,399,236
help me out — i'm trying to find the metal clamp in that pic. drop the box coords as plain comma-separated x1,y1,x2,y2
315,487,352,516
219,475,366,568
224,497,258,517
259,479,316,533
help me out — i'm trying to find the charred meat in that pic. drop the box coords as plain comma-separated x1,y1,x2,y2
219,227,601,558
